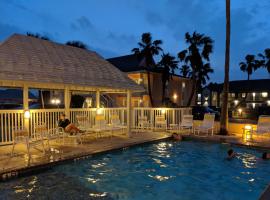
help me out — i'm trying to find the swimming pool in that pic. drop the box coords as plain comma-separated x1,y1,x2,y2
1,140,270,200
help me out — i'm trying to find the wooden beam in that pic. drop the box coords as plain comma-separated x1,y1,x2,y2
96,90,100,108
23,84,29,132
64,87,71,118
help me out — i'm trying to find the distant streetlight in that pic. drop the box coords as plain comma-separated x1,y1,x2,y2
51,97,61,108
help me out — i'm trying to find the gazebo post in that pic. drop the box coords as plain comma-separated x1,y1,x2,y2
96,90,100,108
23,84,29,132
127,90,132,137
64,87,71,118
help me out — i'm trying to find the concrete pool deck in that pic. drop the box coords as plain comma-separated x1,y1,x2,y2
1,130,270,181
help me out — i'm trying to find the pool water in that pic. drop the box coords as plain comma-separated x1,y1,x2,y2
1,140,270,200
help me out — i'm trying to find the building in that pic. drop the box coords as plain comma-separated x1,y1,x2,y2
202,79,270,110
107,54,193,107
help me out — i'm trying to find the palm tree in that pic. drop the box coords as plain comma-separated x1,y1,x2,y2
196,63,214,93
158,53,179,103
239,54,260,80
180,65,191,78
178,31,214,106
66,41,87,49
132,33,163,106
258,48,270,73
220,0,230,135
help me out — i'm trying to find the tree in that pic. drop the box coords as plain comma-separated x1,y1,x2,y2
220,0,230,135
179,65,191,78
239,54,260,80
66,41,87,49
132,33,163,106
26,32,50,40
258,48,270,73
178,31,214,106
158,53,179,103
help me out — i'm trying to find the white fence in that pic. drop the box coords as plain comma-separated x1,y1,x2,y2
0,107,191,145
133,107,192,128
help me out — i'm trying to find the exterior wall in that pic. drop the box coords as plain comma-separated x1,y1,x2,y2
116,71,193,107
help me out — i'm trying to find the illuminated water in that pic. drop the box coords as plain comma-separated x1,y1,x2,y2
1,140,270,200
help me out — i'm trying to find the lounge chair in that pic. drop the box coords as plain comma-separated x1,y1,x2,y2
110,114,126,134
179,114,194,134
11,128,46,162
252,115,270,138
194,113,215,136
154,114,167,131
90,115,114,138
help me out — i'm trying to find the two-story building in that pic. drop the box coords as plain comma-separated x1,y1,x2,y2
107,54,193,107
202,79,270,109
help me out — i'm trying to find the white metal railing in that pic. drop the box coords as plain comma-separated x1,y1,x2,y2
132,107,192,129
0,107,191,145
0,110,24,144
30,109,65,138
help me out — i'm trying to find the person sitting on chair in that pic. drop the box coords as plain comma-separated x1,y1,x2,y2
58,113,83,134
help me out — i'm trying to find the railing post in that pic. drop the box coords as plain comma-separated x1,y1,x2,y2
64,87,70,119
23,85,30,133
96,90,100,108
127,90,132,137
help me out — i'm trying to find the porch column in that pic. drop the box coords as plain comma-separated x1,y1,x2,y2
23,85,29,132
96,90,100,108
127,90,132,137
64,87,71,118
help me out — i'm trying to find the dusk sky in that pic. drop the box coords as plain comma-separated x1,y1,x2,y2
0,0,269,83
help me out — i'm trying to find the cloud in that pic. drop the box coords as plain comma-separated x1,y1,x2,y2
71,16,93,31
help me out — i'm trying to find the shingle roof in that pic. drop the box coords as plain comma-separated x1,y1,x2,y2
207,79,270,93
0,34,143,91
0,89,37,99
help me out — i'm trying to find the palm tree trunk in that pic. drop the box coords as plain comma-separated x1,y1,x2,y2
147,71,153,107
220,0,231,135
187,78,197,106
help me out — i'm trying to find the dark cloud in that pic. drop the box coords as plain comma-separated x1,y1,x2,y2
71,16,93,31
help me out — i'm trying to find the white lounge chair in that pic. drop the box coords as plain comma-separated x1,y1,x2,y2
137,115,152,131
110,114,126,134
194,113,215,136
11,128,46,162
252,115,270,138
154,115,167,131
179,115,194,134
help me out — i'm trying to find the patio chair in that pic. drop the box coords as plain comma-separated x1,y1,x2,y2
90,115,114,138
252,115,270,138
154,114,167,131
76,115,92,131
179,115,194,134
11,128,46,162
194,113,215,136
136,115,152,132
110,114,127,134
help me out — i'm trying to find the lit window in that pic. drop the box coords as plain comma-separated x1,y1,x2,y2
252,92,256,97
242,93,246,98
262,92,268,98
182,82,186,89
231,93,235,98
234,100,239,105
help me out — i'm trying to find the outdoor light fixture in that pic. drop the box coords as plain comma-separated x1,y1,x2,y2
182,82,186,89
238,108,242,115
262,92,268,98
252,103,256,109
173,94,178,100
96,108,103,115
267,100,270,106
234,100,239,105
252,92,256,97
51,98,61,105
24,110,30,119
161,109,166,114
242,125,253,141
138,78,143,84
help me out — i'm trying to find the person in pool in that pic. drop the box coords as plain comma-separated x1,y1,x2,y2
172,133,182,141
227,149,236,159
262,152,270,160
58,113,83,134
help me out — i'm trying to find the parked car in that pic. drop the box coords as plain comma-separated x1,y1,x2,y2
192,106,220,120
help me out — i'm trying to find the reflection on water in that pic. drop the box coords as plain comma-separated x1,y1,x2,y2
1,141,269,200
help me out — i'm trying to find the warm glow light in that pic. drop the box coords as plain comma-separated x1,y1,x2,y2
252,92,256,97
267,100,270,106
173,94,178,100
51,98,60,105
51,99,56,104
234,100,239,105
262,92,268,98
161,109,166,114
139,99,142,103
244,125,252,130
24,110,30,119
252,103,256,109
238,108,242,114
243,125,253,141
182,82,186,89
138,78,143,84
96,108,103,115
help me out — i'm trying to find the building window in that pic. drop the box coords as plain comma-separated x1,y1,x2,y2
182,82,186,89
231,93,235,98
262,92,268,98
242,93,246,98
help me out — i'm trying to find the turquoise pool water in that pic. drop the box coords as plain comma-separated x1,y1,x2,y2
1,140,270,200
